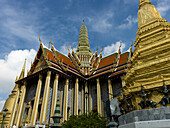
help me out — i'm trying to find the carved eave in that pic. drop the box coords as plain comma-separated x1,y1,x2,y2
27,43,50,76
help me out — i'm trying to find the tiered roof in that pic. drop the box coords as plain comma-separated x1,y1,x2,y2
22,21,131,82
25,41,130,81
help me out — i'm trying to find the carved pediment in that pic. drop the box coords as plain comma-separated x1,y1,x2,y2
32,54,48,74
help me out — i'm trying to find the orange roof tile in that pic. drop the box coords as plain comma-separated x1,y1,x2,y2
118,52,129,66
55,51,74,68
98,53,117,69
45,49,56,62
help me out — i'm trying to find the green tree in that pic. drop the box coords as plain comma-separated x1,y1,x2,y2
62,112,108,128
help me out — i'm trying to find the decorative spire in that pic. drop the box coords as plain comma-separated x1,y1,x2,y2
54,96,61,116
67,46,70,54
139,0,150,5
49,38,52,49
118,41,122,54
138,0,162,27
39,36,42,43
19,59,26,80
83,20,84,25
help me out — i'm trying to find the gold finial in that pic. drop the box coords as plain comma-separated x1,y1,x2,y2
83,20,84,25
71,44,73,51
39,36,42,43
67,46,70,53
15,76,18,82
97,46,99,51
19,59,26,80
118,41,122,54
49,38,52,49
101,46,103,52
131,41,134,47
139,0,150,4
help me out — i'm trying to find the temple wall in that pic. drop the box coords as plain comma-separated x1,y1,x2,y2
101,81,109,117
46,77,54,121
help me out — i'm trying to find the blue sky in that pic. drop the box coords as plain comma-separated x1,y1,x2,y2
0,0,170,110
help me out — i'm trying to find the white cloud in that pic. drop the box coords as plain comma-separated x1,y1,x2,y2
60,43,77,56
103,41,126,57
0,97,5,112
87,12,113,33
156,0,170,17
118,16,137,29
0,2,40,43
0,49,36,96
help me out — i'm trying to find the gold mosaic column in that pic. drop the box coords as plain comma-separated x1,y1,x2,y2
31,74,43,125
96,78,102,115
63,79,69,121
108,79,113,100
81,84,84,114
51,74,59,117
15,82,27,128
74,78,79,115
40,71,51,124
27,103,32,124
120,75,126,87
8,85,20,127
85,82,88,114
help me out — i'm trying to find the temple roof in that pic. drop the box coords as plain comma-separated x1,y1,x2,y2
17,41,130,83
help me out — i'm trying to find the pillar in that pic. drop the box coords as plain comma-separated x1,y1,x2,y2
27,102,32,124
15,82,27,128
81,84,84,114
120,75,126,87
40,71,51,124
74,78,79,115
96,78,102,115
108,79,113,100
51,74,59,117
31,74,43,125
85,82,88,114
8,85,20,127
63,79,69,121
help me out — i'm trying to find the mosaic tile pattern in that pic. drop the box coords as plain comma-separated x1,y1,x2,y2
78,84,82,114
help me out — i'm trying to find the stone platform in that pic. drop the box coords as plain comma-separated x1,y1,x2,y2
118,107,170,128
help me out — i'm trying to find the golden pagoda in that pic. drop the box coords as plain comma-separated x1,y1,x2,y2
123,0,170,109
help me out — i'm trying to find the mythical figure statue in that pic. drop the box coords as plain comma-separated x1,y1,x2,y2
136,85,157,109
123,94,133,112
107,97,121,127
155,80,170,106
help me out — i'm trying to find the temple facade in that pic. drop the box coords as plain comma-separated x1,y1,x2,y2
0,0,170,127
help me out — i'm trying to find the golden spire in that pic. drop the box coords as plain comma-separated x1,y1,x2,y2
71,44,73,51
138,0,162,27
139,0,150,4
83,20,84,25
19,59,26,80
